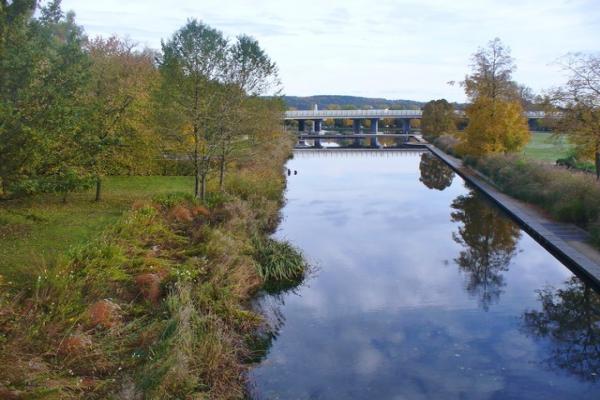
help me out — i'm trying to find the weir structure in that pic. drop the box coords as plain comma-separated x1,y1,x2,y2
284,108,549,135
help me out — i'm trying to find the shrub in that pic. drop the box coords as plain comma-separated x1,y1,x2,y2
434,134,461,157
471,154,600,229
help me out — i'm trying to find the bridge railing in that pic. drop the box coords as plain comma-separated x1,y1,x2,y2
284,109,423,119
284,109,558,120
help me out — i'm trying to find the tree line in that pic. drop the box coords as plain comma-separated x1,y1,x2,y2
421,37,600,178
0,0,282,201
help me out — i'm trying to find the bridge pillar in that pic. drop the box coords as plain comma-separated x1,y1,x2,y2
402,118,411,135
313,119,322,134
352,119,361,134
298,119,305,132
370,118,379,134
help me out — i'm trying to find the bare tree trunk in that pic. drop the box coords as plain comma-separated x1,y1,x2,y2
0,177,7,198
194,129,200,198
596,151,600,181
200,173,207,201
95,176,102,202
219,152,225,191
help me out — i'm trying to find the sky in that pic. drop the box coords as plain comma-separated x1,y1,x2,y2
60,0,600,103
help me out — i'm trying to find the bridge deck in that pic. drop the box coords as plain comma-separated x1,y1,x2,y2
284,109,549,120
297,133,416,140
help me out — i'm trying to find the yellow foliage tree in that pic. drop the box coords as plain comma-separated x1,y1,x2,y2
460,96,530,156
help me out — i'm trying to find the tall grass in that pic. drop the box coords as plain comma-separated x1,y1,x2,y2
0,133,306,398
465,154,600,242
253,237,307,283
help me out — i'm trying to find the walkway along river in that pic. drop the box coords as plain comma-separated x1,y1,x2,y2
248,148,600,399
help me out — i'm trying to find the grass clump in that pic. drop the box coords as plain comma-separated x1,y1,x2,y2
253,237,307,283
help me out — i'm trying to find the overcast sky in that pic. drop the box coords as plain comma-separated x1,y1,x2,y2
60,0,600,102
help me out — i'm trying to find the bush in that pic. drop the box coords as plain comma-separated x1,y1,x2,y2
471,154,600,228
434,134,461,157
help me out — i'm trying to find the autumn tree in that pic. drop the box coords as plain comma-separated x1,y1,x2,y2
81,36,159,201
462,38,519,102
421,99,456,140
451,191,521,310
461,97,530,155
216,34,279,189
460,38,530,156
157,20,228,199
552,53,600,179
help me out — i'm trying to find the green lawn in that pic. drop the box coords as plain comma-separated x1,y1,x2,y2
0,176,193,283
522,131,572,162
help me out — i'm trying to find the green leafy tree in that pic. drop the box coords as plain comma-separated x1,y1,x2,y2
157,20,228,200
216,34,280,189
421,99,456,140
0,0,92,199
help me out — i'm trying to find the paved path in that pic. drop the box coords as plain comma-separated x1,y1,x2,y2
428,145,600,288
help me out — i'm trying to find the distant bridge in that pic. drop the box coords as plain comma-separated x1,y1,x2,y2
284,109,550,134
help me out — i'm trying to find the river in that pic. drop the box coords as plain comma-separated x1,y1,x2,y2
248,149,600,399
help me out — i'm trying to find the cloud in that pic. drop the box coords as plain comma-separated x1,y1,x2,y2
60,0,600,101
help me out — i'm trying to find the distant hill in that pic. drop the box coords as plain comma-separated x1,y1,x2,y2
283,95,426,110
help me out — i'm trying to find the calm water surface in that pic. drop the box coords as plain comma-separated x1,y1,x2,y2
249,149,600,399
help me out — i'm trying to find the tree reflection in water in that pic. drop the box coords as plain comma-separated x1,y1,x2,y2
522,277,600,382
451,191,521,310
419,152,455,191
246,274,309,365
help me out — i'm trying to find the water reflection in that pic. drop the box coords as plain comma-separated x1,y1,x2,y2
296,136,411,149
451,191,521,310
419,152,455,191
248,274,308,364
522,277,600,382
249,150,600,399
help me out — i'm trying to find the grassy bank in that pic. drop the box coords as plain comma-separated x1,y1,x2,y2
0,176,194,284
521,131,572,162
433,134,600,247
0,135,309,398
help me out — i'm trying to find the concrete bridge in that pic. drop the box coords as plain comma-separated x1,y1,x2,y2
284,109,549,135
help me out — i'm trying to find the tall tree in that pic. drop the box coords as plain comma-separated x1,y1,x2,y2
81,36,159,200
462,38,519,102
421,99,456,140
552,53,600,179
0,0,92,198
158,20,228,200
461,96,530,156
459,38,530,156
216,34,280,189
0,0,37,195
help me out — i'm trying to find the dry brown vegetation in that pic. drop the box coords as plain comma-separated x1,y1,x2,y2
0,134,307,399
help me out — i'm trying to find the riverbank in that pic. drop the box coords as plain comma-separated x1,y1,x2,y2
0,135,308,399
428,144,600,287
